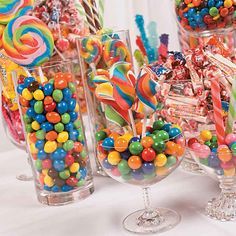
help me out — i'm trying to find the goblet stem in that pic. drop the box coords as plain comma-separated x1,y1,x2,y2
206,178,236,221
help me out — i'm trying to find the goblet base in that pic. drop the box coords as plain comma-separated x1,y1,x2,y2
123,208,181,234
206,192,236,221
16,174,33,181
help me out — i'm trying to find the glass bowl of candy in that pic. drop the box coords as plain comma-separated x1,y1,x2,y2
96,119,186,234
188,130,236,221
13,60,94,205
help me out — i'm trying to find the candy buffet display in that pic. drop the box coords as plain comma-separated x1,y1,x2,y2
174,0,236,55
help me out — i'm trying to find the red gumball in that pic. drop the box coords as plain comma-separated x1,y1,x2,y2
188,138,199,148
66,176,78,187
141,148,156,162
56,38,70,52
65,154,75,166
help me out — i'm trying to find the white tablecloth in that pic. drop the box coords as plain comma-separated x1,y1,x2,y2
0,148,235,236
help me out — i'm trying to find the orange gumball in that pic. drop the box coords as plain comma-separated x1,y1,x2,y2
192,0,201,6
46,131,58,141
29,132,37,143
141,136,154,148
218,147,232,162
74,142,84,153
128,156,142,170
109,132,120,141
175,144,185,157
135,122,143,135
114,137,128,152
19,96,29,107
64,73,73,82
165,141,176,155
54,78,68,90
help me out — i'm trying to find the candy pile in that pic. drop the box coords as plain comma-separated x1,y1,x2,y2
16,72,89,192
175,0,236,31
188,130,236,177
96,120,185,184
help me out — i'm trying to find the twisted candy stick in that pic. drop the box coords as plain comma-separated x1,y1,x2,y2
0,0,34,25
2,16,54,67
103,39,132,67
80,36,102,65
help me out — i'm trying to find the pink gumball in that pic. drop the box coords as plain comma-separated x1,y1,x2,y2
198,144,211,159
225,134,236,145
111,167,121,177
191,142,201,151
221,160,234,170
175,137,186,147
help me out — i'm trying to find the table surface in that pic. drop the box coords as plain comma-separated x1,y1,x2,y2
0,148,235,236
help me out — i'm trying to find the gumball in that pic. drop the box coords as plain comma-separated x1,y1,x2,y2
162,123,172,132
97,141,106,154
118,160,130,175
108,151,121,165
175,136,185,147
142,162,155,175
102,137,114,151
141,136,154,148
102,158,114,169
114,137,128,152
155,130,169,141
168,128,181,139
141,148,156,162
109,132,120,141
129,141,143,155
152,140,165,153
175,144,185,157
95,131,107,141
129,137,140,143
200,130,212,142
131,169,144,180
53,160,65,172
128,156,142,170
225,133,236,145
111,167,121,177
44,141,57,153
120,150,131,160
69,163,80,173
51,148,67,160
165,141,177,155
153,120,164,130
42,159,52,169
121,133,133,142
154,154,167,167
218,147,232,162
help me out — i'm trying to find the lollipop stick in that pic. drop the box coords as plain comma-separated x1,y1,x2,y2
38,67,46,84
128,109,137,137
142,114,147,138
54,46,66,61
23,67,32,77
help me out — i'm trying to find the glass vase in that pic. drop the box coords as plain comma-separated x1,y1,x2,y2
13,60,94,205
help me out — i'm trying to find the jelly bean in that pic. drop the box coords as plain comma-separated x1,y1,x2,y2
141,148,156,162
61,113,71,124
63,140,74,151
29,132,37,143
128,156,142,170
155,130,169,141
61,184,73,192
74,142,84,153
36,130,46,140
26,107,36,118
51,186,60,192
54,78,68,90
55,179,66,188
168,128,181,139
153,120,164,130
45,102,56,112
102,137,114,151
53,160,65,172
22,88,33,101
23,114,32,124
51,148,67,160
17,84,26,94
70,163,80,173
79,167,87,179
118,160,130,175
200,130,212,142
129,142,143,155
141,136,154,148
54,123,64,132
35,159,42,171
35,140,45,150
65,122,74,132
152,140,165,153
44,175,54,187
43,83,53,96
68,82,76,93
44,141,57,153
68,111,78,122
26,124,33,133
41,122,54,132
108,151,121,165
42,159,52,169
57,101,68,114
67,99,76,112
77,179,85,187
52,89,63,102
46,112,61,124
114,137,128,152
44,96,54,105
19,96,29,106
31,121,40,131
57,131,69,143
34,101,43,114
24,77,35,86
59,170,70,179
29,99,37,108
66,176,78,187
28,81,40,93
48,169,58,178
46,131,58,141
65,154,75,166
80,149,87,158
37,150,47,160
33,89,44,100
69,130,79,141
35,114,46,124
142,162,155,175
62,88,72,101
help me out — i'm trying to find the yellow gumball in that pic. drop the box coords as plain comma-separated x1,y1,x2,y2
154,154,167,167
30,143,38,154
224,0,233,8
121,133,133,142
44,141,57,153
57,131,69,143
70,163,80,173
44,175,54,187
107,151,121,165
156,167,168,176
22,88,33,101
200,130,212,142
42,169,49,175
33,89,45,101
31,121,40,131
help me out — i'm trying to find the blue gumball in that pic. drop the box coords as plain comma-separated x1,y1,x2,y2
79,167,87,179
17,84,25,94
53,160,65,172
69,130,79,141
43,83,53,96
120,150,131,160
51,185,60,192
131,169,144,180
44,185,52,191
51,148,67,160
24,77,35,87
102,137,114,150
35,114,46,124
129,137,140,144
29,99,36,107
37,150,47,160
62,88,72,102
65,122,74,132
102,158,114,169
61,184,73,192
41,122,54,132
142,162,155,175
67,99,76,112
35,140,45,150
69,111,78,122
208,154,220,169
168,127,181,139
162,123,171,132
57,101,68,114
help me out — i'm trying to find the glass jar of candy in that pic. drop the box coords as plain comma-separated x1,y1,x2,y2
174,0,236,57
13,61,94,205
78,30,133,175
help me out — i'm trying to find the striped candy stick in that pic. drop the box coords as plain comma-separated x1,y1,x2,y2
82,0,97,34
208,67,226,145
90,0,102,30
98,0,104,28
226,75,236,134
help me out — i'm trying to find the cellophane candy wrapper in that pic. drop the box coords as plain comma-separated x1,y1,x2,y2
14,61,94,205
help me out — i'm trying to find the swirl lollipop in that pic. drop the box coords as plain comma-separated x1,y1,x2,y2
93,69,110,85
80,36,103,65
0,0,34,25
2,15,54,67
103,39,132,67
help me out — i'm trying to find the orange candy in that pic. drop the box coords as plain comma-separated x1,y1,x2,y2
74,142,84,152
218,147,232,162
165,141,176,155
54,78,68,90
184,0,192,4
135,122,143,135
128,156,142,170
46,112,61,123
29,132,37,143
19,96,29,106
192,0,201,6
46,131,58,141
109,132,120,141
39,173,45,185
64,73,73,82
44,96,53,105
114,137,128,152
175,144,185,157
141,136,154,148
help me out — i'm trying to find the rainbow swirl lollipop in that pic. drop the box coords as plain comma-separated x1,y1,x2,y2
93,69,110,85
110,62,136,110
135,67,160,115
2,15,54,67
103,39,132,67
80,36,103,65
0,0,34,25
